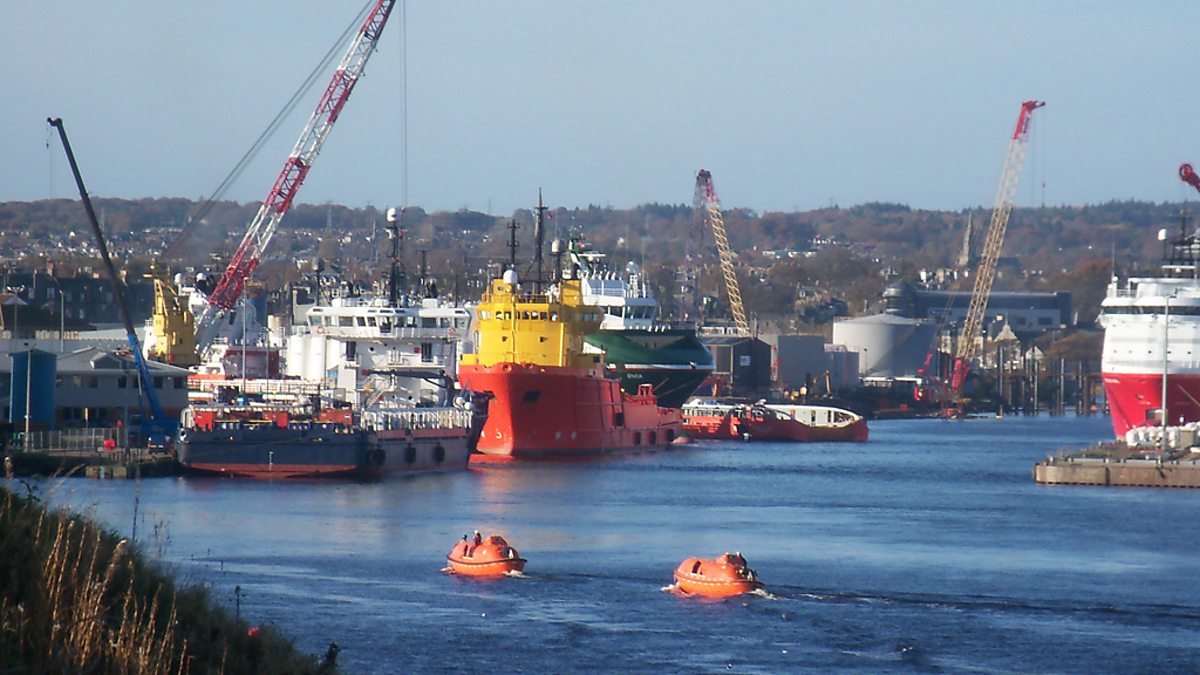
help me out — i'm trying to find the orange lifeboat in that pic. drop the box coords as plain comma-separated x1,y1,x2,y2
673,552,762,597
446,533,526,577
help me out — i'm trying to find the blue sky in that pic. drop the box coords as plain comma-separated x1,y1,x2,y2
4,1,1199,215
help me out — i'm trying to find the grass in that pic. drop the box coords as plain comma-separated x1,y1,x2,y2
0,474,335,674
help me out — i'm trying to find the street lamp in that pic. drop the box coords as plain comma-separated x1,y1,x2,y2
1162,291,1176,453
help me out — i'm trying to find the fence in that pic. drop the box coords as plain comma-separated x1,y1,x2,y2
9,428,129,454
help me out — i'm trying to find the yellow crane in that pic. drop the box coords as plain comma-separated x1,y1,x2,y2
695,169,750,335
951,100,1044,398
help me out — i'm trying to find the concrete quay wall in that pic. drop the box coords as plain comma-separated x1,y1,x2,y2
1034,456,1200,488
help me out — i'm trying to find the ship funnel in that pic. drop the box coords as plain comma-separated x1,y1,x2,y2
502,269,519,285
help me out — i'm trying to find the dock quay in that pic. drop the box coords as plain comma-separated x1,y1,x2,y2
1034,442,1200,488
4,429,180,479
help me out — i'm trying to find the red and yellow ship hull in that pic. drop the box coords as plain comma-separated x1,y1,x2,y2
458,362,681,458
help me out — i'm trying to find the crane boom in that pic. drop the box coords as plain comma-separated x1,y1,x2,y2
951,100,1044,394
1181,163,1200,194
195,0,396,350
695,169,750,335
48,117,175,446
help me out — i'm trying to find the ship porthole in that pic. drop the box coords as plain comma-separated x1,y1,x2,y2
405,445,417,464
434,444,446,463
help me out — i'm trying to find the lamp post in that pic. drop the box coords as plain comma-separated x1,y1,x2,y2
23,349,32,454
1162,292,1173,452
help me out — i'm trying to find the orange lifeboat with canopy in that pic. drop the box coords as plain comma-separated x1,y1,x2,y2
673,552,762,597
446,532,526,577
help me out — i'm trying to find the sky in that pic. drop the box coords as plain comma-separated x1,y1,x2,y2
4,1,1200,216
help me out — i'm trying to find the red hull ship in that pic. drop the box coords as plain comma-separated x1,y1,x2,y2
1100,214,1200,438
460,363,680,457
681,399,868,443
459,224,681,459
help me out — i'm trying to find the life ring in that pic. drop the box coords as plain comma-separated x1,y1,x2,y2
448,327,458,337
315,325,326,335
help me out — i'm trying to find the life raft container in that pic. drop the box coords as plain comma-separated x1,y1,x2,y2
446,534,526,577
673,552,762,597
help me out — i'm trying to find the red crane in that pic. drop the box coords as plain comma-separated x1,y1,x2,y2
1181,163,1200,194
950,100,1044,399
195,0,396,350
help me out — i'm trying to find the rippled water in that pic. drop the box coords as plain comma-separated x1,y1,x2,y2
29,415,1200,673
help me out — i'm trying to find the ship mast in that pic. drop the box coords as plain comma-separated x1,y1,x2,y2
506,219,520,274
386,206,405,307
533,190,548,293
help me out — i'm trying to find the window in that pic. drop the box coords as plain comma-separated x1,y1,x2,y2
339,316,353,327
153,377,164,389
117,376,127,389
88,377,98,389
421,343,433,363
174,377,185,389
356,317,367,327
522,390,541,403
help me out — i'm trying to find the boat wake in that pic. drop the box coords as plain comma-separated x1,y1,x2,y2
748,588,777,600
504,570,528,579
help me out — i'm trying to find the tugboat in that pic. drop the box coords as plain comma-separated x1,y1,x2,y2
673,552,763,598
457,194,682,458
446,532,526,577
681,398,868,442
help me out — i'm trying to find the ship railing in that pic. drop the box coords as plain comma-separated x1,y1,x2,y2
299,325,459,340
359,407,473,432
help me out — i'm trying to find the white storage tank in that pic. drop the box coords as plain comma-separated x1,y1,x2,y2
831,313,938,378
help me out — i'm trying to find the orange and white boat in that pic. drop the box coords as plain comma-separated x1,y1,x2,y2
682,398,868,443
673,552,763,597
446,533,526,577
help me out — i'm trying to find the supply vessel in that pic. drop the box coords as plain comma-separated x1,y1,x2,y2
456,195,682,458
1100,209,1200,437
571,236,714,408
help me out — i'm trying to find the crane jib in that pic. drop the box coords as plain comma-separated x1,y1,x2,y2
195,0,396,349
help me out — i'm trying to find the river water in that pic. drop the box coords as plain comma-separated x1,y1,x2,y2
27,415,1200,673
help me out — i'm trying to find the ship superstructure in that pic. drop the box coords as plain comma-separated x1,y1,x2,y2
572,238,714,408
1101,217,1200,437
